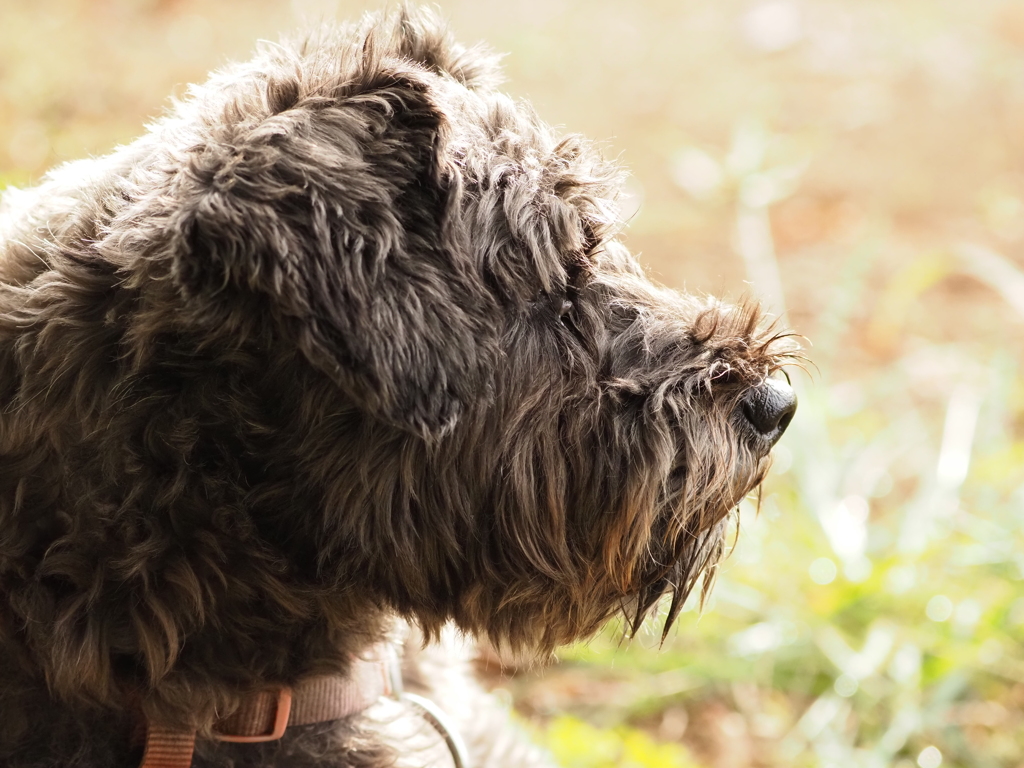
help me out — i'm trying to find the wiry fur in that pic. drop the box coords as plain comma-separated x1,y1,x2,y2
0,7,797,767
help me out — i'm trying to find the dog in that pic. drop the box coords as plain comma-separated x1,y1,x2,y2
0,6,798,767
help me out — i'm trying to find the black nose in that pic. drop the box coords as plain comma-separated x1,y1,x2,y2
741,378,797,443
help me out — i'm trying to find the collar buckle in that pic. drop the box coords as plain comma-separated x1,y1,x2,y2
212,687,293,743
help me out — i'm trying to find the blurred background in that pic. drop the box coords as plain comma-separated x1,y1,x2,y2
3,1,1024,766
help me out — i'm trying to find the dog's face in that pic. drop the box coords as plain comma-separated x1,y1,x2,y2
76,9,797,661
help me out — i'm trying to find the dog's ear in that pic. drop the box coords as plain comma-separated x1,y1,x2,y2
157,68,495,438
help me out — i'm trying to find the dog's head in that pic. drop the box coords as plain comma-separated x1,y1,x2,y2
112,7,799,655
3,10,798,712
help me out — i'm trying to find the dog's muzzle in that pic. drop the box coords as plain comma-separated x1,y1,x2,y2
739,378,797,449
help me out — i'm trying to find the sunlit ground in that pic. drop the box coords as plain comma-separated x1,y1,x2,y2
3,1,1024,767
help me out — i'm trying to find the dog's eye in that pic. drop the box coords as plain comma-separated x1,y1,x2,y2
559,299,573,319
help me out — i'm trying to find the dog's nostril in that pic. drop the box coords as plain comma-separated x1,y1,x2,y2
741,378,797,439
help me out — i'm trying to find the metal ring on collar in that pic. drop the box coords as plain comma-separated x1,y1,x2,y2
402,692,472,768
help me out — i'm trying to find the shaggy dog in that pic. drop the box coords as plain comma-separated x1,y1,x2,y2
0,7,798,768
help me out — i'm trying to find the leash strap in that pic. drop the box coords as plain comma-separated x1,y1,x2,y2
138,725,197,768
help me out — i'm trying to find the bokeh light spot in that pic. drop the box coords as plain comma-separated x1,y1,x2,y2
917,745,942,768
834,673,858,697
926,595,954,622
809,557,837,584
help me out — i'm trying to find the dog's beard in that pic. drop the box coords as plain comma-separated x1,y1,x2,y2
625,519,727,641
622,445,770,641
